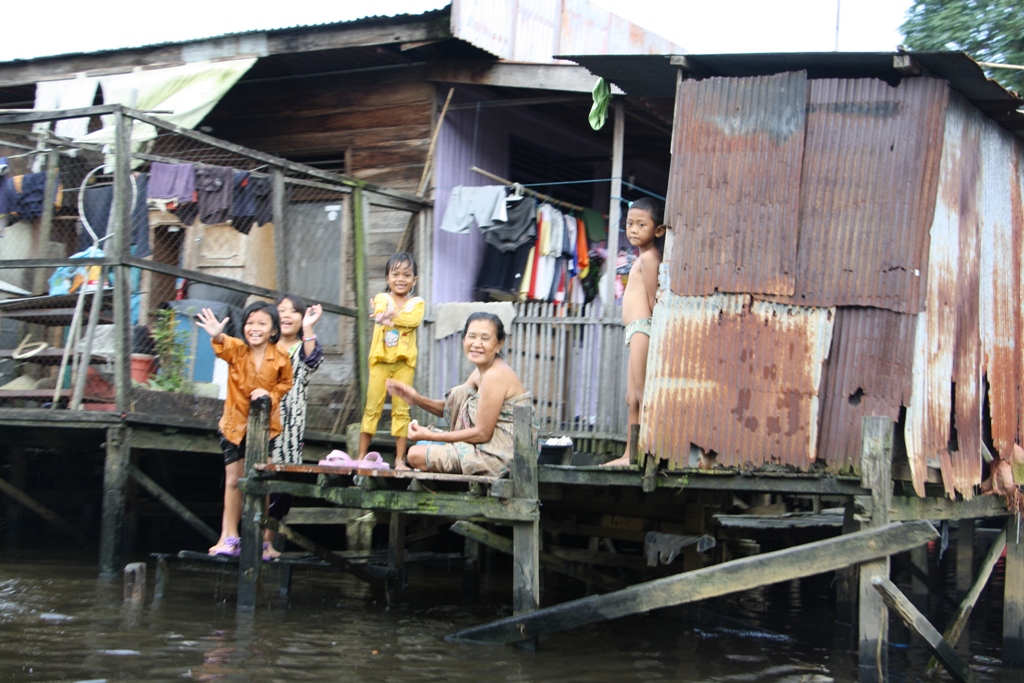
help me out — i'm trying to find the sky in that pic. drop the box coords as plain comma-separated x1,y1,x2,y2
2,0,913,62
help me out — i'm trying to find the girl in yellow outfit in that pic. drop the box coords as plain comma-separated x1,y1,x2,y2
359,252,424,467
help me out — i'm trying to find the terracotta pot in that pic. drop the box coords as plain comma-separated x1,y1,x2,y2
130,353,157,384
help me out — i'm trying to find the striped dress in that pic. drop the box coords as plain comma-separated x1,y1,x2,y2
271,340,324,464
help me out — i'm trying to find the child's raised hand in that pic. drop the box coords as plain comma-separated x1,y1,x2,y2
303,304,322,330
196,308,228,340
250,388,269,400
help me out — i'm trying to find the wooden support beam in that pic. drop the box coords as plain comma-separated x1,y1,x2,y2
237,397,270,611
926,529,1006,677
538,467,868,495
451,521,626,592
858,416,893,683
129,429,221,454
353,186,369,406
387,513,406,605
511,405,540,650
871,576,975,683
261,517,392,585
99,426,130,577
239,478,538,522
426,60,620,94
0,473,88,545
447,520,937,645
31,149,61,295
956,519,975,597
1004,518,1024,670
889,495,1008,521
128,464,218,543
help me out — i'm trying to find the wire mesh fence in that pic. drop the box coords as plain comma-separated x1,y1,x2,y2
0,106,425,429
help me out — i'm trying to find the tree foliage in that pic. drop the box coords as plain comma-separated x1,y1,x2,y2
901,0,1024,92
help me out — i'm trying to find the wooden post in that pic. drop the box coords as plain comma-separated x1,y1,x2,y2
449,520,938,644
353,184,369,406
1003,516,1024,670
272,170,287,292
835,501,860,630
511,404,540,650
858,416,893,683
237,396,270,611
926,529,1006,677
154,556,168,600
387,513,406,605
956,519,974,598
463,536,481,602
871,576,975,683
99,426,130,577
31,148,60,294
601,100,624,308
123,562,146,604
111,109,133,413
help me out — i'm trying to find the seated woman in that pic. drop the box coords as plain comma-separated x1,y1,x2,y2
385,312,535,477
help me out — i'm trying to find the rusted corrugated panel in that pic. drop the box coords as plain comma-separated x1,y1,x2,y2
949,95,984,500
667,72,806,297
980,115,1023,461
780,77,948,313
641,293,834,469
816,307,916,473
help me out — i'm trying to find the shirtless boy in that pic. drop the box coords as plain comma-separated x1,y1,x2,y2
603,198,665,467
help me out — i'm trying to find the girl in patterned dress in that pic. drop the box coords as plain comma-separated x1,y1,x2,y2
262,293,323,560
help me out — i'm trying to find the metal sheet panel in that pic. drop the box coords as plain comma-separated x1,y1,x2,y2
668,72,807,297
451,0,682,63
979,116,1023,461
781,77,948,312
816,307,916,473
641,293,834,469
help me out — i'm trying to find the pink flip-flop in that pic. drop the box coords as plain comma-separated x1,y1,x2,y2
318,450,353,467
353,451,390,470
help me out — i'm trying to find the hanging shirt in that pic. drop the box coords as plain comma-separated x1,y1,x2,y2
483,197,537,253
195,165,234,224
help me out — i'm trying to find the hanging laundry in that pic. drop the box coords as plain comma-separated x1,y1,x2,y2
148,162,196,205
581,206,606,242
482,197,537,253
195,165,234,224
250,175,273,226
231,170,255,234
0,173,63,221
78,173,151,254
439,185,508,234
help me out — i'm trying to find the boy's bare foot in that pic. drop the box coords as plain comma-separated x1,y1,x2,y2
395,459,411,471
601,454,632,467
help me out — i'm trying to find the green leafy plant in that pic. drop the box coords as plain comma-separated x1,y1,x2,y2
148,308,193,394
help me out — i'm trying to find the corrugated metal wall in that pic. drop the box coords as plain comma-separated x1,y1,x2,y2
650,72,1024,495
642,293,834,469
668,72,806,297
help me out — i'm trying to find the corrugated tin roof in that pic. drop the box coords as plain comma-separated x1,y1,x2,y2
642,293,834,469
816,307,916,473
769,76,948,313
667,71,806,298
563,51,1024,138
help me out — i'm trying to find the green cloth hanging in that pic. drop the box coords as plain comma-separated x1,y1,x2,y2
589,77,611,130
582,207,607,242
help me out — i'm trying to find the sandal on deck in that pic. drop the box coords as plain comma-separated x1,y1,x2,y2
210,536,240,557
355,452,390,470
318,450,353,467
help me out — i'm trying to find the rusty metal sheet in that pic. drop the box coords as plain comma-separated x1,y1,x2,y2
641,293,834,469
779,77,949,313
667,72,807,297
816,308,916,474
980,115,1023,463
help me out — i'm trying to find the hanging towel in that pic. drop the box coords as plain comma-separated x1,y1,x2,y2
581,207,606,242
148,162,196,204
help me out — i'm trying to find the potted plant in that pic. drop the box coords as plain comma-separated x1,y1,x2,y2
147,308,193,394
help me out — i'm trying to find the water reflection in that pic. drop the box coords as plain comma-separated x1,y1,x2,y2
0,550,1010,682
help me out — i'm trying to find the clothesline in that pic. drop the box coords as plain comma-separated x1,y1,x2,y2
469,166,596,215
519,177,665,202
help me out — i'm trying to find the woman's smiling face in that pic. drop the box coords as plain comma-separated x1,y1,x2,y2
463,319,502,366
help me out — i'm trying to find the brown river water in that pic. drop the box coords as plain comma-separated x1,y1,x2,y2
0,540,1010,682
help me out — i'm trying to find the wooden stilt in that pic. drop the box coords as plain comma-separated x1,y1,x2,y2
956,519,974,598
128,464,218,543
511,404,540,650
154,556,168,600
926,529,1006,677
1003,516,1024,670
835,501,860,630
858,416,893,683
871,576,975,683
99,426,130,577
463,536,481,602
387,513,406,605
237,396,270,611
448,520,937,644
4,445,25,549
123,562,146,604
